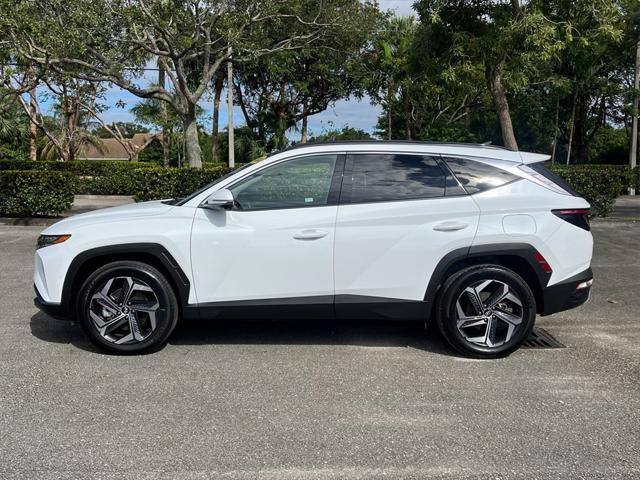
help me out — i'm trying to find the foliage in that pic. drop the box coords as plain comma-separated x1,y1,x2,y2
0,159,154,175
307,126,373,142
0,170,76,216
131,166,235,202
208,127,267,165
234,0,381,149
589,127,630,164
551,164,636,216
0,159,156,195
93,122,149,139
2,0,366,167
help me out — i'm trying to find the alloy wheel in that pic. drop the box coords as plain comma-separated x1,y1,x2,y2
455,279,524,348
89,276,160,345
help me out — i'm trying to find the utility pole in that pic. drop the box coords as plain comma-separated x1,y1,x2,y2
630,36,640,195
158,59,169,167
227,46,235,169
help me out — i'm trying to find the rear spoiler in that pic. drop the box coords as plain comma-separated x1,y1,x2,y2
519,152,551,165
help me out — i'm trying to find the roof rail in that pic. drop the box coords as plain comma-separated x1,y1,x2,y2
281,140,510,152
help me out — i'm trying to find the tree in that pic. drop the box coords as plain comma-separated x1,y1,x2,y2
2,62,106,161
3,0,358,168
234,0,380,149
307,126,372,142
627,1,640,192
362,16,418,140
539,0,625,164
210,71,224,162
93,122,149,139
414,0,562,150
131,97,185,166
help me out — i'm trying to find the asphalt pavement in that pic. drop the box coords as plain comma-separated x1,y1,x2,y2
1,221,639,479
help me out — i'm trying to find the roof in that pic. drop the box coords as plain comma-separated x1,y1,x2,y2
273,141,550,164
284,140,510,152
78,133,157,160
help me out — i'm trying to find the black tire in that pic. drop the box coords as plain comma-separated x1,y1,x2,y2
435,264,536,358
76,261,179,354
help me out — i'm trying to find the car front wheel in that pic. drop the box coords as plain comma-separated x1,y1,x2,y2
77,261,179,354
436,265,536,358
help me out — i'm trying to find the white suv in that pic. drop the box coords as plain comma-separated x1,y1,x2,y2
34,142,593,357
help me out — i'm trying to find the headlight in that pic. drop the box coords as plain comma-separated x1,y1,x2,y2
37,234,71,249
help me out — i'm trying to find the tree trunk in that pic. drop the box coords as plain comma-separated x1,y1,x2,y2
486,61,518,151
183,111,202,169
574,95,590,163
158,62,169,167
227,49,235,168
630,37,640,195
566,93,577,165
300,98,308,144
551,96,559,163
387,85,393,140
29,87,37,161
211,75,223,162
403,93,412,140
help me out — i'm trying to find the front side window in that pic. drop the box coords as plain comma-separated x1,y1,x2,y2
229,154,338,210
444,157,520,194
348,154,446,203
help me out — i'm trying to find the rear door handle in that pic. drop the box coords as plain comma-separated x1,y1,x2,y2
293,229,329,240
433,222,469,232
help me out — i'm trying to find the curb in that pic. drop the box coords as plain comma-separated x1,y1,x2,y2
74,194,133,201
0,217,62,227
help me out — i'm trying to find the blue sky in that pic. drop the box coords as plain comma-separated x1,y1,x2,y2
43,0,416,138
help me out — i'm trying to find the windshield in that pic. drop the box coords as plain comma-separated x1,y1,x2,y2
174,163,255,206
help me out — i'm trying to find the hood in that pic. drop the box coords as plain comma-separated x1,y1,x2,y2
43,200,175,234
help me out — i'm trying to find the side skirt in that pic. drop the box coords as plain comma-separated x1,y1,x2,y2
185,295,427,321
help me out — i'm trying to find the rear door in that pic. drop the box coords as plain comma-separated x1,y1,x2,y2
333,152,480,318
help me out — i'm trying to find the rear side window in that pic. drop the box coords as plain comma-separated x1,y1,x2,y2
347,154,446,203
525,162,579,196
444,157,520,194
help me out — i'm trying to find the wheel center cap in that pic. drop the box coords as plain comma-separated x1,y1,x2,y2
484,309,492,317
121,306,130,314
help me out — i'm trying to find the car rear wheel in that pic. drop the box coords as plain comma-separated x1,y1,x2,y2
436,265,536,358
77,261,179,354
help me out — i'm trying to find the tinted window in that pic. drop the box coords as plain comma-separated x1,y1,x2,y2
349,154,446,203
444,157,519,194
528,161,579,196
230,154,337,210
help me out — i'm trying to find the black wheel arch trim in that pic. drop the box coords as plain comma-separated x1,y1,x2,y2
61,243,191,318
423,242,552,312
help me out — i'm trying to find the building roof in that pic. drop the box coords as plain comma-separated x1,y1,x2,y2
78,133,157,160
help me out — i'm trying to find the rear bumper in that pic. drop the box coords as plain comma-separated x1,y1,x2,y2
541,268,592,316
34,285,71,321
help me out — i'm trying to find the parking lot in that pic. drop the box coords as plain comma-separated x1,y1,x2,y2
1,221,639,479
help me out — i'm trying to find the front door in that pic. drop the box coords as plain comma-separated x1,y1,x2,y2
190,153,344,317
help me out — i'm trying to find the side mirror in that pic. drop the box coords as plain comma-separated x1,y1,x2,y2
201,189,235,210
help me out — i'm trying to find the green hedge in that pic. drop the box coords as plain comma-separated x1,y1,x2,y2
0,160,157,195
0,171,77,217
131,166,234,202
550,164,637,216
0,159,155,175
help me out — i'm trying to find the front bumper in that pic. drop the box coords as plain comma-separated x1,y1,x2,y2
541,268,593,316
34,285,71,321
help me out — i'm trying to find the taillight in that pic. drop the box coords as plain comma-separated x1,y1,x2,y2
552,209,591,231
533,251,553,274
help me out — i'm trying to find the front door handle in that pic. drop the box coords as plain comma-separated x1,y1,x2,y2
293,229,329,240
433,222,469,232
